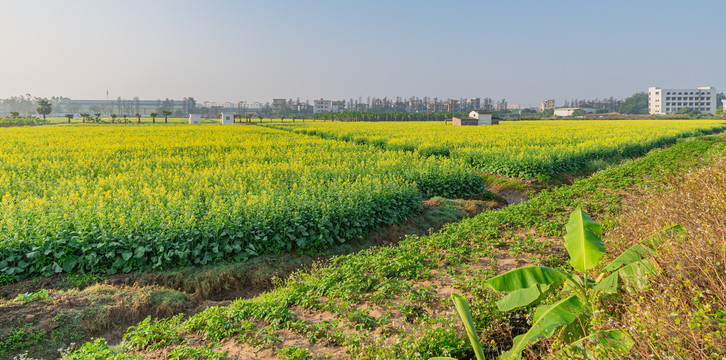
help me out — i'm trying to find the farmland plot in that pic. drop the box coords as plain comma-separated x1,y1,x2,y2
0,125,484,280
267,120,726,177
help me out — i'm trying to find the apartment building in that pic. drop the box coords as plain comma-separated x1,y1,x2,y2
541,99,555,111
648,86,716,115
313,99,333,113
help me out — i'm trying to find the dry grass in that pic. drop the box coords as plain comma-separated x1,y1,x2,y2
601,155,726,359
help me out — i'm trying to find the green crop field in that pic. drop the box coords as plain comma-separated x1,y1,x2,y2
266,120,726,177
0,125,484,281
2,120,726,360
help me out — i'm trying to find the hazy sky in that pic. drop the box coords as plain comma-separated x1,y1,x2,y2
1,0,724,106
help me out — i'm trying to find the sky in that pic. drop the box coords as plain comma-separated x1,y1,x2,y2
1,0,725,107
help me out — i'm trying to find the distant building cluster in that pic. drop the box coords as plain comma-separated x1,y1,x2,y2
648,86,717,115
7,86,723,119
57,98,195,116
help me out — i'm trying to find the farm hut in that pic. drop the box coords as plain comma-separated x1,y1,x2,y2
189,114,201,124
452,116,479,126
469,110,498,125
221,112,234,125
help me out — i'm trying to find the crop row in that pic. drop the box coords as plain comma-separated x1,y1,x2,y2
0,117,51,127
266,120,726,177
0,125,484,281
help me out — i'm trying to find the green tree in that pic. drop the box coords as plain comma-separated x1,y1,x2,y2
618,92,648,114
258,114,263,123
79,113,89,123
36,99,52,120
678,106,692,114
135,113,141,123
150,112,157,124
10,111,19,118
162,110,171,124
65,114,73,123
123,114,128,124
571,109,587,117
245,114,252,123
94,113,102,123
110,114,117,123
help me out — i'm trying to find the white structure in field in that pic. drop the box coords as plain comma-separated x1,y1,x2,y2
554,108,596,117
221,112,234,124
189,114,201,124
313,99,333,113
469,110,496,125
648,86,716,115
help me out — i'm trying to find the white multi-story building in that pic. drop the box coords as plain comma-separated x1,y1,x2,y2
648,86,716,115
313,99,333,113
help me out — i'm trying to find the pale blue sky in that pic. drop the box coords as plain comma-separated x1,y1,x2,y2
1,0,724,106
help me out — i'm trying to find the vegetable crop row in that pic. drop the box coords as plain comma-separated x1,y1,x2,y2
0,125,484,281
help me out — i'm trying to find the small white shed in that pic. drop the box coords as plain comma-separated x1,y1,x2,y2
221,112,234,125
189,114,201,124
469,110,497,125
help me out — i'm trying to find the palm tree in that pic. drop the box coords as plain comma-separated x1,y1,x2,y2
258,114,263,123
36,99,52,120
94,113,102,123
135,113,141,124
162,110,171,123
110,114,117,123
123,114,128,124
150,112,157,124
79,113,89,123
292,115,296,123
65,114,73,123
280,115,285,122
245,114,252,123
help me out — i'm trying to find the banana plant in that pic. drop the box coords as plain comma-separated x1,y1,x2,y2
431,207,680,360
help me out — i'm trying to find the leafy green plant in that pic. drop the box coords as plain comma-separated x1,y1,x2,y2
168,344,232,360
13,289,50,303
275,346,313,360
433,207,673,359
122,315,184,350
60,338,141,360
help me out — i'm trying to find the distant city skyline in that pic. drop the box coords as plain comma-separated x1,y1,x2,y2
1,0,724,106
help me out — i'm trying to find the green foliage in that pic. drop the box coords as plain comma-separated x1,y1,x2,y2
0,117,51,127
167,344,232,360
434,207,678,359
618,92,649,114
266,120,725,178
13,289,49,303
0,327,46,358
36,99,52,119
122,315,185,350
61,136,726,360
61,338,141,360
0,126,484,280
481,207,666,359
275,346,314,360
